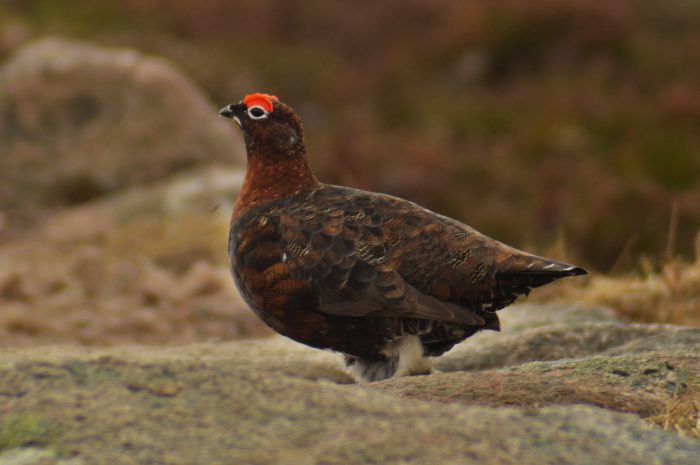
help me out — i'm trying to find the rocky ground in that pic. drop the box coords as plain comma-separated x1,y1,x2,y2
0,39,699,465
1,305,699,465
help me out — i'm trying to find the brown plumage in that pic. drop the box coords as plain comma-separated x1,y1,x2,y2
220,93,587,383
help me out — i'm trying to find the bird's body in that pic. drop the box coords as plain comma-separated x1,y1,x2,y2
222,93,587,382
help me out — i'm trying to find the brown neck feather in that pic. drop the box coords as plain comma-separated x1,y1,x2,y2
232,150,319,221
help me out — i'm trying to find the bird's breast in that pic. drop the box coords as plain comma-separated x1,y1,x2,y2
229,215,325,337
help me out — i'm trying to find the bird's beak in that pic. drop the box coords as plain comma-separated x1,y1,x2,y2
219,103,243,127
219,104,236,119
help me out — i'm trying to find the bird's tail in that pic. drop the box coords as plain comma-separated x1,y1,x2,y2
496,253,588,293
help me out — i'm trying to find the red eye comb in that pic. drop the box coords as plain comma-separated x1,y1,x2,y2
243,93,279,113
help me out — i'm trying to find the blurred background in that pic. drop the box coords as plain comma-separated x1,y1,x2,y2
0,0,698,346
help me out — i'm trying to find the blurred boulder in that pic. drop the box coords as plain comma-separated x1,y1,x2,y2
40,164,244,265
0,37,243,231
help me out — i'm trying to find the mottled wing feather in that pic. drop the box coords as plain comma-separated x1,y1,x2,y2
276,195,486,325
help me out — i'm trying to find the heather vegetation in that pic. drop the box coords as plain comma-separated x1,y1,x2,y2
1,0,699,271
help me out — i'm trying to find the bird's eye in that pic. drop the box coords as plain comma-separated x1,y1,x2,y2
247,106,268,120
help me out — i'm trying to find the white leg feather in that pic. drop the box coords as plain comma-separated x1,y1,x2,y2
345,336,432,383
392,335,432,378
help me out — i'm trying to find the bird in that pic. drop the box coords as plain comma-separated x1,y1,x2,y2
220,93,587,383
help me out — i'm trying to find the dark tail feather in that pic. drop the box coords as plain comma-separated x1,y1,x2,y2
478,253,587,312
497,255,588,293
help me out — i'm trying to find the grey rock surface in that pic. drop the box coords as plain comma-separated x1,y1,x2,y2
437,304,699,371
0,304,698,465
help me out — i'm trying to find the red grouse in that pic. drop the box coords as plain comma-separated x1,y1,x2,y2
220,93,587,383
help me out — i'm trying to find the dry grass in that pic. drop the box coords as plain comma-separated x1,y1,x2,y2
536,233,700,328
581,259,700,327
648,386,700,439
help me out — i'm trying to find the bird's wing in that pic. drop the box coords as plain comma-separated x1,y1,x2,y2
275,192,485,325
274,186,585,324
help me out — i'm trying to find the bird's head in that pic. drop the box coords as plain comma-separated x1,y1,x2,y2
219,93,305,157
